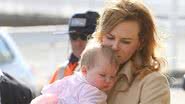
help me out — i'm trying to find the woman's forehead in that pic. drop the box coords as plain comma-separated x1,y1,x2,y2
110,21,140,38
111,21,140,34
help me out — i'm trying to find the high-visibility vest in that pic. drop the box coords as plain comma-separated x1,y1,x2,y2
49,62,78,84
64,62,78,76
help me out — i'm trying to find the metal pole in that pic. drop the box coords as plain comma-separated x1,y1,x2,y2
170,0,178,70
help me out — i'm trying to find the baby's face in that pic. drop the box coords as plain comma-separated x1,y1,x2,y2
86,60,118,92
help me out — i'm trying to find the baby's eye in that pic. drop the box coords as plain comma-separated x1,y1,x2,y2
110,76,116,80
99,74,106,77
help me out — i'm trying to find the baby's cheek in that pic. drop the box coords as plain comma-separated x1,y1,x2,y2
95,79,105,88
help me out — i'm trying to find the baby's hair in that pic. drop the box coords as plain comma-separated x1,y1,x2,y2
79,39,119,70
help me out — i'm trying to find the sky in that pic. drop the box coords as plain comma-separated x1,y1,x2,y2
0,0,105,17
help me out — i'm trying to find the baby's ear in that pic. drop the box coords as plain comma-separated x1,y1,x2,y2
81,65,87,76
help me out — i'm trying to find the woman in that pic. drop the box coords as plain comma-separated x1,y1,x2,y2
93,0,170,104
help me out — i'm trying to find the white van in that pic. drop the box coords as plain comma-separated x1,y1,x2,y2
0,31,36,94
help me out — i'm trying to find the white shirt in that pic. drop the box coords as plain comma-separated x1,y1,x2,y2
42,72,107,104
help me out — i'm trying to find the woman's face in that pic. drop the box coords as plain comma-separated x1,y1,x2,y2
102,21,140,64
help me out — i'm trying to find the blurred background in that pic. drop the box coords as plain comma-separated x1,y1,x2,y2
0,0,185,103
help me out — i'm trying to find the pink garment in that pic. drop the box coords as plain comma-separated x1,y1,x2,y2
30,94,58,104
42,72,107,104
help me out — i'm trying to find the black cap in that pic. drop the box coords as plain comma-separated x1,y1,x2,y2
69,11,99,36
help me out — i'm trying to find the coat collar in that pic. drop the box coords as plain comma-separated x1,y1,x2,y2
118,60,134,84
114,53,142,91
113,60,135,91
118,53,142,84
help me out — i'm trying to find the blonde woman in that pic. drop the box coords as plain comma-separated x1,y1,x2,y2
93,0,170,104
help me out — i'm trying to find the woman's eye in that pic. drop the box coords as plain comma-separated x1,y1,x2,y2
120,40,131,44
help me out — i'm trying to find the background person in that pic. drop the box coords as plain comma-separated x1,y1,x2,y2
31,42,119,104
93,0,170,104
49,11,99,83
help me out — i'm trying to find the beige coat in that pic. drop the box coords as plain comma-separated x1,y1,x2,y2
107,61,170,104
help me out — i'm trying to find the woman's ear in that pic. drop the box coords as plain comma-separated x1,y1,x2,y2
81,65,87,76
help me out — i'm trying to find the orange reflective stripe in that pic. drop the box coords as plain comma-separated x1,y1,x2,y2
49,68,60,84
49,62,78,84
64,63,78,77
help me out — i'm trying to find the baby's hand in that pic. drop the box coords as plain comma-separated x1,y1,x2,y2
31,94,58,104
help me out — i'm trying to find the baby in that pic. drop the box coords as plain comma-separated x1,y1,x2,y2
31,41,119,104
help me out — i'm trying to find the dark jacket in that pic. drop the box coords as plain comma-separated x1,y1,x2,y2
0,71,33,104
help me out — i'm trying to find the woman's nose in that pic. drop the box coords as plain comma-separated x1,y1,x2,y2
112,41,119,51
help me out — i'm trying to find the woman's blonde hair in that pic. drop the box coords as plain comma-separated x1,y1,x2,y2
93,0,165,78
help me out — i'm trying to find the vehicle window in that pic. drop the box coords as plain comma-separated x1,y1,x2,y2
0,36,14,64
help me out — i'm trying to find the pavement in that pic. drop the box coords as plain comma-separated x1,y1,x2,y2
171,88,185,104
